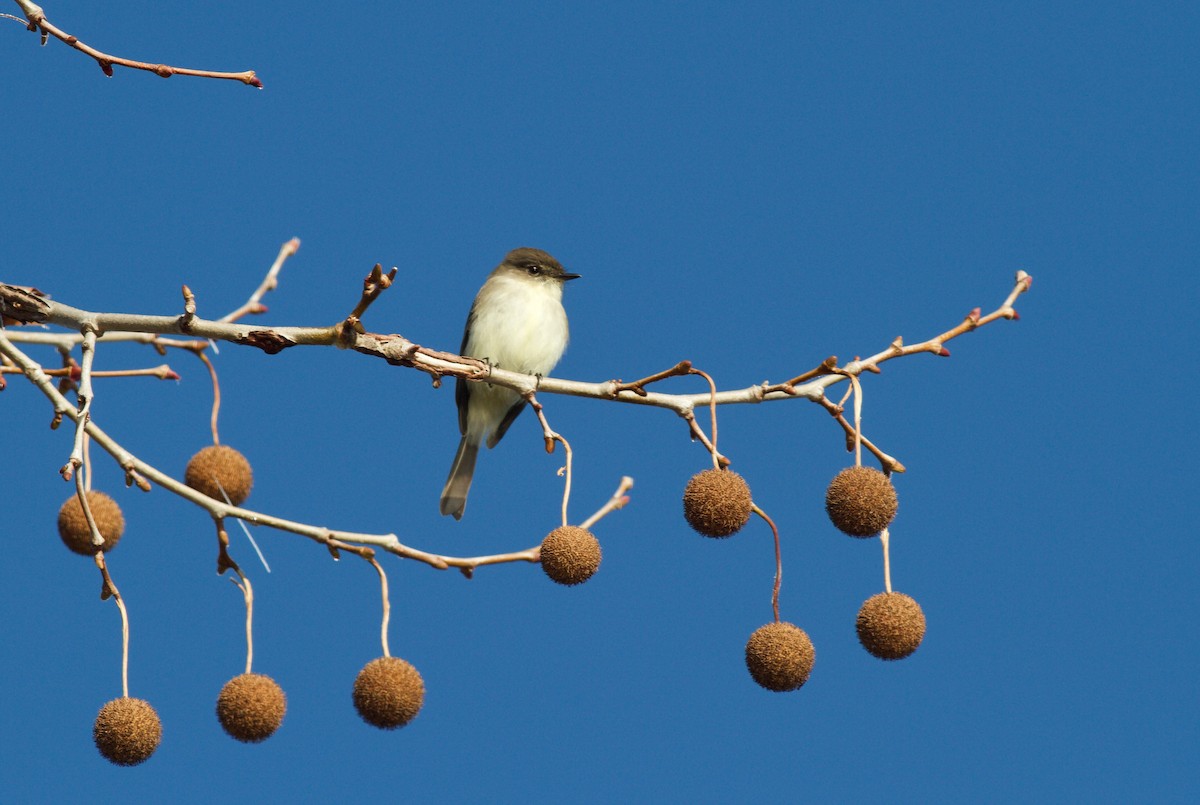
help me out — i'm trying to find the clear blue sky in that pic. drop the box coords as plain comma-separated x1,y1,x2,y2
2,2,1196,802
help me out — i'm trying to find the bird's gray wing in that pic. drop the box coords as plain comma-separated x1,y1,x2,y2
455,302,477,436
488,401,526,448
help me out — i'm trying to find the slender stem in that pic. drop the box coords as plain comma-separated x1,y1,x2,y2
370,556,392,658
752,504,783,623
610,360,692,396
558,435,573,527
880,527,893,594
83,432,92,492
219,238,300,323
526,391,574,526
196,351,221,445
74,473,103,551
0,328,610,573
850,373,863,468
15,3,262,86
579,476,635,530
690,368,721,470
63,328,97,481
115,593,130,697
91,549,130,697
231,570,255,675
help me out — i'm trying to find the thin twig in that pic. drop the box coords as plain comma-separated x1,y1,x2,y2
0,364,179,379
12,1,262,87
339,263,398,344
2,323,628,573
526,391,574,527
61,327,96,482
216,524,255,674
324,540,393,657
579,476,635,530
230,570,255,675
219,238,300,324
689,367,721,470
92,550,129,697
196,351,221,445
880,527,893,594
753,504,783,623
610,360,692,397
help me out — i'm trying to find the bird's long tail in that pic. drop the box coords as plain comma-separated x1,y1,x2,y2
439,437,479,520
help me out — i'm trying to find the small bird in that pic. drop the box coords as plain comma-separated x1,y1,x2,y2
440,248,580,520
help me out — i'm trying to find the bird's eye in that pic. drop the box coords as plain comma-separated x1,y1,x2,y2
527,264,542,275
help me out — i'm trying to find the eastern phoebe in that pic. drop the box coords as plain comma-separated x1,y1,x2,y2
439,247,580,520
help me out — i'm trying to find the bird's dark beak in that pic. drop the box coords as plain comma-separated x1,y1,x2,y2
562,272,581,281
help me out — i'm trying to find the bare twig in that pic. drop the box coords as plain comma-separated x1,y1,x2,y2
0,363,179,380
2,271,1032,418
339,263,398,344
0,271,1028,571
1,326,632,574
610,360,693,397
579,476,635,531
526,392,574,527
880,527,893,594
763,356,839,394
689,367,721,470
196,351,222,445
91,549,130,696
216,524,255,673
60,327,96,482
11,0,262,86
752,504,784,623
220,238,300,324
329,541,393,659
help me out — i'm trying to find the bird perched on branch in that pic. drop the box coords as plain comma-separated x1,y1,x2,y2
440,248,580,520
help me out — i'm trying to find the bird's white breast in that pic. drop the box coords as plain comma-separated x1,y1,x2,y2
465,272,569,375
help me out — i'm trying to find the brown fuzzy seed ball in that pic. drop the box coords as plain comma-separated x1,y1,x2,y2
58,491,125,555
825,466,898,537
745,621,816,692
353,656,426,729
856,592,926,660
216,673,286,742
683,469,753,538
185,445,253,505
540,526,602,586
93,697,162,766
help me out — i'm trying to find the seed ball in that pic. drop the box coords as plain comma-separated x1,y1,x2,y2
353,656,425,729
745,621,815,692
856,592,926,660
185,445,253,505
825,466,898,537
540,526,602,586
216,673,286,742
57,491,125,555
93,697,162,766
683,469,753,538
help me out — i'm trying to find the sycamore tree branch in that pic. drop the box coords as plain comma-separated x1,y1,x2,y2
1,270,1032,474
0,329,628,574
8,0,262,86
0,258,1029,580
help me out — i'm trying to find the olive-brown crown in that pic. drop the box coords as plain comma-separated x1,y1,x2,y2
683,469,753,538
540,526,602,586
185,445,253,505
856,592,926,660
216,673,286,742
58,491,125,555
825,466,898,537
93,697,162,766
745,621,815,692
353,656,426,729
